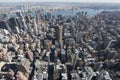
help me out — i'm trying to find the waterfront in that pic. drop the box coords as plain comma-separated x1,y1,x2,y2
43,9,120,16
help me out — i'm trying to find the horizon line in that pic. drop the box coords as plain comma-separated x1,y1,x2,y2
0,1,120,3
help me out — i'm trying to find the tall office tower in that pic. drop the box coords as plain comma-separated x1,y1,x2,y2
45,40,51,63
16,11,28,32
21,16,28,31
4,21,12,33
56,26,63,49
16,11,23,18
25,15,33,34
76,31,83,43
48,65,54,80
26,23,33,33
9,18,20,34
0,20,11,32
72,49,79,70
25,15,31,23
20,5,25,17
16,18,23,29
71,21,76,38
47,12,51,20
35,11,41,24
33,19,38,35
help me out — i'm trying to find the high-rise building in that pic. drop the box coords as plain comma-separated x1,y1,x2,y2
35,11,41,24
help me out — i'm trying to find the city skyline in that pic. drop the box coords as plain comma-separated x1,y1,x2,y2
0,0,120,3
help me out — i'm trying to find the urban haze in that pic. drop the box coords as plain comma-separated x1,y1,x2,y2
0,0,120,80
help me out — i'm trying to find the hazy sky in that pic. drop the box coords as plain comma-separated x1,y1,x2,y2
0,0,120,3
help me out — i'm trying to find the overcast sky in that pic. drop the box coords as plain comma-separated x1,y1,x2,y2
0,0,120,3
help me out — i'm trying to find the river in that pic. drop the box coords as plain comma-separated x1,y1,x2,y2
42,8,120,17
